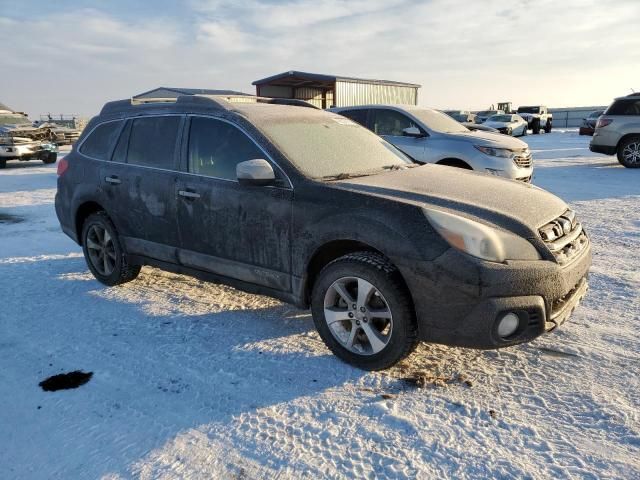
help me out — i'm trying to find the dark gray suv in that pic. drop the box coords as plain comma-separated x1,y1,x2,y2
55,95,591,370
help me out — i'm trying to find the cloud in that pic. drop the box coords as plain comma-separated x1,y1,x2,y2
0,0,638,117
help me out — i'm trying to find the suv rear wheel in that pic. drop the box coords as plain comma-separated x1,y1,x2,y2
81,211,141,286
42,151,57,165
311,252,418,370
617,136,640,168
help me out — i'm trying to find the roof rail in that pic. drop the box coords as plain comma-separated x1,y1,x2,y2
198,94,320,109
99,93,320,116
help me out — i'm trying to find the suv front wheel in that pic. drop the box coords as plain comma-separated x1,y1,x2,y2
311,252,418,370
617,135,640,168
81,211,141,286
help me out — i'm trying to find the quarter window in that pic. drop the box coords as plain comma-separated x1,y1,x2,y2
606,99,640,116
188,117,264,180
79,121,123,160
372,109,418,136
127,116,181,169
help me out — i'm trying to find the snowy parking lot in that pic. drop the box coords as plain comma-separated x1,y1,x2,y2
1,131,639,479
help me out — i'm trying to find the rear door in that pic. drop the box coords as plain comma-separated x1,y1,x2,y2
370,108,427,161
175,116,293,291
109,115,184,263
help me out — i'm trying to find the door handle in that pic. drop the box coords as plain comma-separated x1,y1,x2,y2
104,175,121,185
178,190,201,199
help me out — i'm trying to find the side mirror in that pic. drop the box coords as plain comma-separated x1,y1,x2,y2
402,126,423,138
236,159,275,186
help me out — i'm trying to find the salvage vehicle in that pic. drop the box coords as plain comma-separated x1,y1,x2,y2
0,112,58,168
590,93,640,168
516,106,553,134
36,122,81,145
331,104,533,181
475,110,504,124
579,110,605,136
56,95,591,370
483,114,528,136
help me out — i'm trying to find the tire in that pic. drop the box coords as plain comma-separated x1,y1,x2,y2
42,151,57,165
544,120,552,133
617,135,640,168
81,211,141,286
532,118,541,134
311,251,418,370
520,125,528,137
0,159,6,169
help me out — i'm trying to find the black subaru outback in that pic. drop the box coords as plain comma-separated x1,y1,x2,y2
55,95,591,370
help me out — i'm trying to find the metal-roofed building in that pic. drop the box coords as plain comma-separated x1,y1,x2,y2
132,87,252,102
252,71,421,109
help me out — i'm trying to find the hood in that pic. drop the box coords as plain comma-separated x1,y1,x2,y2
334,165,567,235
483,121,511,129
448,129,528,150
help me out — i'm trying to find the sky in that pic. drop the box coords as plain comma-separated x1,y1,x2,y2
1,0,639,118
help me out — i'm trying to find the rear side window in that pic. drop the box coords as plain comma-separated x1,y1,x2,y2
606,99,640,116
127,116,181,169
371,109,418,136
188,117,264,180
339,109,369,128
79,121,123,160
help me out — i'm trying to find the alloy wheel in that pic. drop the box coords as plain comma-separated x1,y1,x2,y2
323,276,393,355
86,224,117,276
622,142,640,165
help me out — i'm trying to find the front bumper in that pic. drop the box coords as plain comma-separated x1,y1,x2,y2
396,238,592,349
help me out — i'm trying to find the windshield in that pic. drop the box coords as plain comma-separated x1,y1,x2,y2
487,115,512,122
517,106,540,114
0,114,31,126
258,114,413,179
408,108,468,133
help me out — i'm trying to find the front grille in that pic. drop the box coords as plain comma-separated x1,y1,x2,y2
513,151,532,168
547,276,589,331
539,210,589,264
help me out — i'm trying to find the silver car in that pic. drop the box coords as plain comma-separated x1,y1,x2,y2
330,105,533,182
590,93,640,168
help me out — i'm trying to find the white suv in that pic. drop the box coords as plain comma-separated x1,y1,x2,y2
331,105,533,182
590,93,640,168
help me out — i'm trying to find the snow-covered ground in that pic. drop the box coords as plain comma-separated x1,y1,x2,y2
1,132,639,479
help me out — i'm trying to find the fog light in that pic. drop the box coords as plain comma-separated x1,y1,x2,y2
497,312,520,338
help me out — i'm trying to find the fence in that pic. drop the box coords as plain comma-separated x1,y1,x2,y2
548,106,608,128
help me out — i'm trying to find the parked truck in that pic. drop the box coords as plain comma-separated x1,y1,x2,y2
516,106,553,134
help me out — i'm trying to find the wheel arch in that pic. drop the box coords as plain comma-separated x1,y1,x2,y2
303,239,414,311
616,133,640,153
436,158,473,169
75,201,107,245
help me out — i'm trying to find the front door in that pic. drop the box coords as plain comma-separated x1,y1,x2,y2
176,116,293,292
371,108,427,161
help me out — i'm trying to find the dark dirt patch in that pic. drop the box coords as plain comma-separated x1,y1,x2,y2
0,212,25,224
39,371,93,392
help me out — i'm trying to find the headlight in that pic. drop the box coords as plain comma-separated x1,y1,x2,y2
424,208,541,263
474,145,513,158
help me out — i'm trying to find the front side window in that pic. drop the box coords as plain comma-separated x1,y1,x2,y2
372,109,417,136
79,121,123,160
127,116,181,169
188,117,264,180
